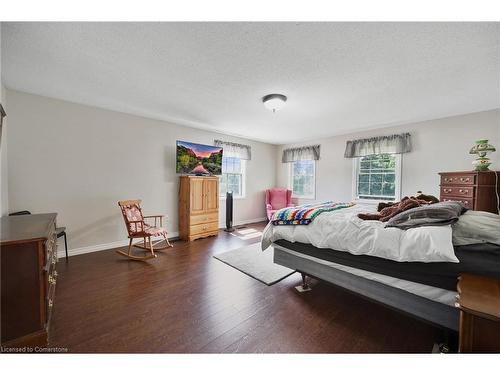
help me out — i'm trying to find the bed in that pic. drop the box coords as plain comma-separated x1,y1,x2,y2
262,204,500,331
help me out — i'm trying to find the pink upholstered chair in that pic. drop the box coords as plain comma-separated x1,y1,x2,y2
265,188,294,220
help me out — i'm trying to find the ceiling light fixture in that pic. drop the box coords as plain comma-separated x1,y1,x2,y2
262,94,287,113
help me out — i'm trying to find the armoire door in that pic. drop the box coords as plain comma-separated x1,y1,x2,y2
204,178,219,212
190,178,205,214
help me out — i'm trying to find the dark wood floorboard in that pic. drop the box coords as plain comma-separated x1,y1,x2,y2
49,222,441,353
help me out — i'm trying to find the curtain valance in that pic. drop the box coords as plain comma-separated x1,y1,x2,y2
282,145,320,163
214,139,251,160
344,133,412,158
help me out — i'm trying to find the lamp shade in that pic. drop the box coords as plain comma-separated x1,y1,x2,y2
262,94,287,112
469,139,496,171
469,139,496,156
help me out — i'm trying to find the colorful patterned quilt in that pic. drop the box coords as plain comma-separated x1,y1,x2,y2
272,201,355,225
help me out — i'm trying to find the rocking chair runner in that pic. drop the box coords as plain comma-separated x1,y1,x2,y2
117,199,173,260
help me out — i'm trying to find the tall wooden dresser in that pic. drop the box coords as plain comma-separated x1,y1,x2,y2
179,176,220,241
1,213,58,348
439,171,500,213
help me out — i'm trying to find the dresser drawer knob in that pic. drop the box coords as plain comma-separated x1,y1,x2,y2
460,177,470,182
443,188,452,193
459,189,468,194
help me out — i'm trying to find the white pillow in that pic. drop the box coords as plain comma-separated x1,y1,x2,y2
400,225,458,263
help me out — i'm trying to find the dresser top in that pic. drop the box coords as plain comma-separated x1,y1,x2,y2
439,170,498,175
457,273,500,321
179,175,219,179
1,213,57,245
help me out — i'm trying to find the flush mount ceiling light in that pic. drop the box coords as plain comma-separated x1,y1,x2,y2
262,94,287,113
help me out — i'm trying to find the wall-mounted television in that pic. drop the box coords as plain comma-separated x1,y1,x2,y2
176,140,223,175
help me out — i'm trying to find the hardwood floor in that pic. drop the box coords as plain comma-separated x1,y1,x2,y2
49,222,441,353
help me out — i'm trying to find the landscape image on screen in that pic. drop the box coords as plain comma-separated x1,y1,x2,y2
176,140,223,175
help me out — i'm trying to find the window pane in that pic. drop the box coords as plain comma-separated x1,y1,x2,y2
356,154,397,200
220,157,244,197
370,182,383,196
291,160,314,197
382,182,395,197
358,173,370,183
384,173,395,183
358,182,370,195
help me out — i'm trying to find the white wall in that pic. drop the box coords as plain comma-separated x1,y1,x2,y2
0,22,9,216
7,87,500,254
6,90,277,252
277,109,500,205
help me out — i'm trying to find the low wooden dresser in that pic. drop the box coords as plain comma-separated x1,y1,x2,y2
1,213,59,348
456,274,500,353
439,171,500,213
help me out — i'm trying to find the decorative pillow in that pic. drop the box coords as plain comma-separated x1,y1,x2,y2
385,201,467,230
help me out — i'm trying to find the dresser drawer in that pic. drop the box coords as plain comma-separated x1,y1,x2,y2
440,186,474,197
441,196,474,209
190,212,218,225
441,173,476,185
189,222,218,236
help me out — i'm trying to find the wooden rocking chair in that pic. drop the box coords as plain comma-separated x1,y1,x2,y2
117,199,173,260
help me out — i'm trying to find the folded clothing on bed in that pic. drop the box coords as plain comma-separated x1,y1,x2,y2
357,193,439,222
385,201,467,230
272,201,355,225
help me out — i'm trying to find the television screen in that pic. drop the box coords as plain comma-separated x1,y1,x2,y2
176,140,223,175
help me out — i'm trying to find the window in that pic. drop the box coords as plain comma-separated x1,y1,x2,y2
353,153,401,201
219,156,246,198
289,160,316,199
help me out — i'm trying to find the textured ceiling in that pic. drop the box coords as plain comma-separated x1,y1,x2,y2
2,22,499,144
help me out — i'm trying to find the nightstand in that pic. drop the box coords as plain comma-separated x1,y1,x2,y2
456,273,500,353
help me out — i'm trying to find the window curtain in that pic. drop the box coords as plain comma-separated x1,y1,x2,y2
282,145,320,163
344,133,411,158
214,139,251,160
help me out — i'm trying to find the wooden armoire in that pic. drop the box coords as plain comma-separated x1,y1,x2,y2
179,176,219,241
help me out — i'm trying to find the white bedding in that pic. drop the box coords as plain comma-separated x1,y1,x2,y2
262,204,459,263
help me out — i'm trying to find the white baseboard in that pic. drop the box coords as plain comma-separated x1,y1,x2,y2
57,232,179,259
231,217,267,226
57,217,267,258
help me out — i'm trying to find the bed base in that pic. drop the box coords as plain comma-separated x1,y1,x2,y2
273,244,459,332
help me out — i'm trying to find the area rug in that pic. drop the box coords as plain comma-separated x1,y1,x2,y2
213,242,295,285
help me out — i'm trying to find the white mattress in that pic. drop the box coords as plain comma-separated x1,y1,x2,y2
276,245,457,307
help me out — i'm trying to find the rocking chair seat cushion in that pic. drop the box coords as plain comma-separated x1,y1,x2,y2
143,225,168,237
